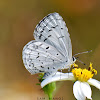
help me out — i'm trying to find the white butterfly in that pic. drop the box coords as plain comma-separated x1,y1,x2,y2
22,12,76,78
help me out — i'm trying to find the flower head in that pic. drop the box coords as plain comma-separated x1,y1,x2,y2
72,62,97,82
41,63,100,100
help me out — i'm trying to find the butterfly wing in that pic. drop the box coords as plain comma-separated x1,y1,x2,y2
34,12,72,60
22,40,66,75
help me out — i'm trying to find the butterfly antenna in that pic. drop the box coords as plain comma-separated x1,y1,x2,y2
74,50,92,56
77,59,86,66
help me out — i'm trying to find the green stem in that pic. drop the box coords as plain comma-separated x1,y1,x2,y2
49,93,52,100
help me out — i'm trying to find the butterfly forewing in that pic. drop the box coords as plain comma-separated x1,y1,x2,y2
34,13,72,59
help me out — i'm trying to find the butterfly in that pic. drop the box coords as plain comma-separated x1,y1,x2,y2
22,12,76,78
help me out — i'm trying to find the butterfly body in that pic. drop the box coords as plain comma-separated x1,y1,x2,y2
22,12,76,78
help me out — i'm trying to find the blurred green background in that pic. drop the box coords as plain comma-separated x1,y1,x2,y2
0,0,100,100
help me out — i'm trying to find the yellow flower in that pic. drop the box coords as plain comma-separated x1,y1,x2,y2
72,63,97,82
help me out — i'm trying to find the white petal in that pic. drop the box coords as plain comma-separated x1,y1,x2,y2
88,78,100,89
81,82,92,100
73,81,86,100
41,72,75,88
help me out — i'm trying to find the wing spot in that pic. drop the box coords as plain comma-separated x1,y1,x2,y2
39,70,44,72
39,34,42,39
34,45,38,49
53,67,55,69
44,38,48,42
61,27,63,29
48,29,52,32
40,30,43,33
46,46,49,49
43,25,46,29
38,23,40,26
47,14,51,17
51,25,58,29
48,67,49,69
41,66,44,68
31,63,34,65
36,56,39,58
57,54,59,55
48,35,51,37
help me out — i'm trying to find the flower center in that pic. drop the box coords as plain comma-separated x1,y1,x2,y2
71,62,97,82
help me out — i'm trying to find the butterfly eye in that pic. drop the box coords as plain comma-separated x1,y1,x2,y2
72,57,75,61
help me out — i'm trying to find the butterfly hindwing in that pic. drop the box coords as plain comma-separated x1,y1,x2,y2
22,40,66,75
